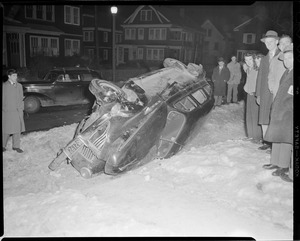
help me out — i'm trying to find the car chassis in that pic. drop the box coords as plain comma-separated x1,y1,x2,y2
48,58,214,178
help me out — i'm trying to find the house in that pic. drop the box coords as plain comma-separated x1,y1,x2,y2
200,19,227,68
116,5,205,67
233,14,286,61
3,4,84,69
81,5,123,66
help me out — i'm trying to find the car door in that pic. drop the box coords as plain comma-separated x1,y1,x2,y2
52,71,83,104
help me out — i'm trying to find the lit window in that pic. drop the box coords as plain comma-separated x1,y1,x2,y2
65,39,80,56
64,6,80,25
103,32,108,42
30,36,59,56
140,10,152,21
138,28,144,40
149,28,166,40
25,5,54,22
243,33,256,44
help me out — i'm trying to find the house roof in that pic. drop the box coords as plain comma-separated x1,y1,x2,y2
82,6,125,31
201,19,225,39
26,23,64,34
123,5,204,33
233,14,285,32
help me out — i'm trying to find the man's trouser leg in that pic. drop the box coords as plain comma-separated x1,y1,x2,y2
3,133,10,148
270,142,292,168
12,133,21,148
233,84,238,103
227,84,233,103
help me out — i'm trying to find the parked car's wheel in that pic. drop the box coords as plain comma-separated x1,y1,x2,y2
24,96,41,114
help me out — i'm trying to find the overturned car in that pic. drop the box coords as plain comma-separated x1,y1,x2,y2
48,58,214,178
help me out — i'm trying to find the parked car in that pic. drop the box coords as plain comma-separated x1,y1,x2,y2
21,66,102,113
48,58,214,178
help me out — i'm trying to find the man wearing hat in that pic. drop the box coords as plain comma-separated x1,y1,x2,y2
255,30,280,151
211,57,230,107
268,34,292,100
263,44,293,182
2,69,25,153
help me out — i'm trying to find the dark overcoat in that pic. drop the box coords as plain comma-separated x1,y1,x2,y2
212,66,230,96
2,81,26,134
264,69,293,144
255,48,280,125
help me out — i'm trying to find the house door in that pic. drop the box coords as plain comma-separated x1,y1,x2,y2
124,48,129,62
7,33,20,68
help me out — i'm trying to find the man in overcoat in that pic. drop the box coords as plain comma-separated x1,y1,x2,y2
263,44,293,181
226,55,242,104
255,30,280,150
2,69,25,153
212,57,230,107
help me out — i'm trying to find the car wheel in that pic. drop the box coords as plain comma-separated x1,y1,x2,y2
24,96,41,114
89,79,126,103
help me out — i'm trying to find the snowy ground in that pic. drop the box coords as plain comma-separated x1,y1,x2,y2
3,101,293,239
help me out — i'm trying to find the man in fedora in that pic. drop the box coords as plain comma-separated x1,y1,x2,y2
255,30,280,151
263,44,293,182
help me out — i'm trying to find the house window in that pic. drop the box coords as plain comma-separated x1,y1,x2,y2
36,5,43,19
116,34,122,43
149,28,166,40
146,48,164,60
170,31,181,41
103,32,108,42
182,32,187,41
64,6,80,25
25,5,54,22
204,41,209,50
214,42,219,50
88,49,94,59
30,36,59,56
243,33,256,44
45,6,53,21
65,39,80,56
137,48,143,59
26,5,33,18
207,29,212,37
83,31,94,42
138,28,144,40
103,49,108,60
125,28,136,40
140,10,152,21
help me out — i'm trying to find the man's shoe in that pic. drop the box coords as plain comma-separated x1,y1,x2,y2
262,164,278,170
272,168,289,176
13,147,23,153
280,173,293,182
258,144,271,150
3,147,6,152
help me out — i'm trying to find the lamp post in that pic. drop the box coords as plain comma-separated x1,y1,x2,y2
111,6,118,82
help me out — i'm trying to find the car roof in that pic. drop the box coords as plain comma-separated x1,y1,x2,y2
50,67,96,72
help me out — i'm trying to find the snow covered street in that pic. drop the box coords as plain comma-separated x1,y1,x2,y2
3,102,293,239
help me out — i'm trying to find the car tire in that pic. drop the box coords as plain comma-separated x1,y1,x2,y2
24,96,41,114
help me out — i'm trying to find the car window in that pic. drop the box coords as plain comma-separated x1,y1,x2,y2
67,73,80,82
174,96,197,112
203,84,212,96
82,73,94,81
44,72,60,82
191,89,207,104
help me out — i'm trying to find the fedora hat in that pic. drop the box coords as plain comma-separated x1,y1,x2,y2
278,44,293,60
261,30,279,42
217,57,225,63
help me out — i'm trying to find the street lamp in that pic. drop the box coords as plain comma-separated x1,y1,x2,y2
111,6,118,82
